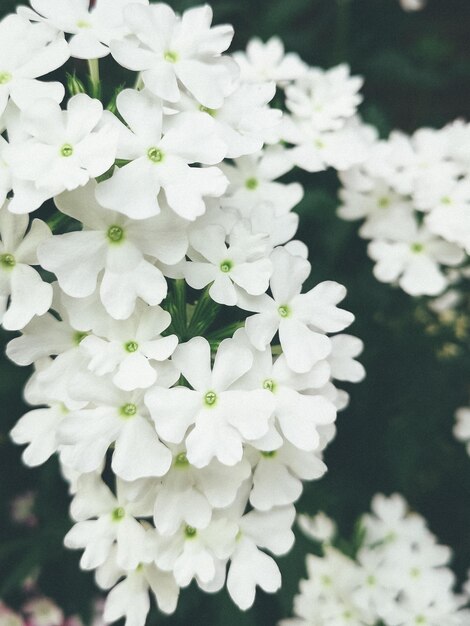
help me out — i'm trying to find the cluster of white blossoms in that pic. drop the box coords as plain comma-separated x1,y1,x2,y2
338,121,470,298
399,0,427,11
0,1,367,623
282,494,470,626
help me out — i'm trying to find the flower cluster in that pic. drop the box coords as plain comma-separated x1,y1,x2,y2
399,0,427,11
338,121,470,298
1,2,365,623
282,494,470,626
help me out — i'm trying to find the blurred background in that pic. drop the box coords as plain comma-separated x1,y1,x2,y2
1,0,470,624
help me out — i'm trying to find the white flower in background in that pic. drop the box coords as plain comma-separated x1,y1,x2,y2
368,222,464,297
184,223,272,306
145,337,276,467
400,0,427,11
6,94,118,211
20,0,150,60
233,36,306,85
240,247,354,373
174,81,282,159
454,407,470,456
0,204,52,330
285,65,363,132
328,335,366,383
282,495,468,626
297,511,337,543
110,3,236,107
0,14,68,116
95,89,227,220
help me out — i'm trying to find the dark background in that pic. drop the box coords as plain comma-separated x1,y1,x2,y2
1,0,470,623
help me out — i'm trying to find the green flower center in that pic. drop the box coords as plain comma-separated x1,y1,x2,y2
0,71,12,85
321,574,332,586
415,616,426,625
147,147,164,163
410,242,424,254
60,144,74,158
185,525,197,538
441,196,452,205
112,507,125,521
245,177,259,190
107,225,124,243
366,574,376,586
76,19,91,28
120,403,137,418
262,378,276,392
219,259,233,273
278,304,290,318
164,50,179,63
410,567,421,578
261,450,277,458
175,452,189,468
378,196,390,208
125,340,139,353
204,391,217,407
199,105,217,117
0,253,15,269
73,331,89,346
315,139,325,149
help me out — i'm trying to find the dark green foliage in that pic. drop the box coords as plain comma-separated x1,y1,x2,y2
1,1,469,624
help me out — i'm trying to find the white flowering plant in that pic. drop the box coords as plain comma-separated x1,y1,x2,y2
0,1,372,623
283,494,470,626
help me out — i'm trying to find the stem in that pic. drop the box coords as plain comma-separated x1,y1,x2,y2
186,286,220,338
47,211,72,233
88,58,101,98
208,320,245,343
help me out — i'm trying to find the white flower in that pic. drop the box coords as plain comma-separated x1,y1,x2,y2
297,511,337,543
328,335,366,383
64,474,154,571
454,407,470,456
175,81,282,158
285,65,363,132
145,336,275,467
368,222,464,297
21,0,150,60
233,37,306,85
153,450,251,536
0,14,68,116
152,517,238,588
103,560,179,624
38,183,179,317
95,89,227,220
110,3,236,107
81,303,178,390
283,116,373,173
400,0,427,11
184,223,272,306
221,147,302,215
250,443,326,511
240,247,354,373
58,374,173,480
227,505,295,610
0,204,52,330
6,94,118,211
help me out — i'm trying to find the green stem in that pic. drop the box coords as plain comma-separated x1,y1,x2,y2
88,58,101,98
47,211,72,233
187,286,220,338
208,320,245,343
